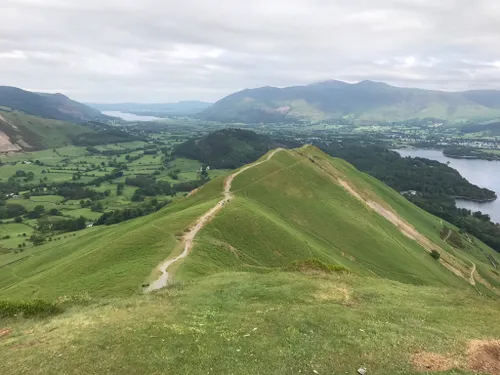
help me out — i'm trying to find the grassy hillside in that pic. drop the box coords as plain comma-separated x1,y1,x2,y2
3,272,500,374
2,147,500,300
0,109,93,150
200,80,500,123
0,86,105,123
0,176,224,299
3,146,500,374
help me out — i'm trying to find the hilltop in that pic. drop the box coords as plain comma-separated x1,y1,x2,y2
173,128,297,169
200,80,500,123
2,146,500,373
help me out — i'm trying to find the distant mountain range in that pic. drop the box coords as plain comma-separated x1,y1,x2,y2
199,80,500,123
89,101,212,116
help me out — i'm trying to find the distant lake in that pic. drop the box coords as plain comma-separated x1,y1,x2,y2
103,111,161,121
394,148,500,224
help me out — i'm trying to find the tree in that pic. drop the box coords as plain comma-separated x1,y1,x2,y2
168,169,180,180
14,216,23,223
27,205,45,219
29,234,45,246
116,183,124,196
430,250,441,260
91,202,103,212
49,208,61,216
5,204,27,218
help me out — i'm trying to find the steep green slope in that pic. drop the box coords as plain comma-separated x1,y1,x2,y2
0,178,224,299
178,147,498,291
201,80,500,123
0,109,94,150
0,86,106,123
2,147,500,300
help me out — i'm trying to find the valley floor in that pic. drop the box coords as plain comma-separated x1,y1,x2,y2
2,271,500,375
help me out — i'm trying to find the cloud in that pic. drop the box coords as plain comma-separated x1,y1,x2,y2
1,0,500,101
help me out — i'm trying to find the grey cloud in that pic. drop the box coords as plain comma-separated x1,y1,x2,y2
1,0,500,102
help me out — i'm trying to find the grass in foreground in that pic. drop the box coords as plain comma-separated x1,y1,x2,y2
1,271,500,374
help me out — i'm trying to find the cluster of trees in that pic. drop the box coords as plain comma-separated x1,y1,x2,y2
12,170,35,182
95,200,169,226
443,147,500,161
37,216,87,234
174,128,294,169
0,203,27,219
72,129,143,146
56,185,102,200
173,179,206,192
0,203,63,222
319,140,500,252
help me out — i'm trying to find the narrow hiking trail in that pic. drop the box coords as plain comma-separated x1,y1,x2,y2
145,149,283,292
470,262,476,285
444,228,453,242
443,228,477,285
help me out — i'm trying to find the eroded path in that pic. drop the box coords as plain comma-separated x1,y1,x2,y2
145,149,283,292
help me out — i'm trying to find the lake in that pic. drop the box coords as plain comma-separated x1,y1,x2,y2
395,148,500,224
103,111,161,121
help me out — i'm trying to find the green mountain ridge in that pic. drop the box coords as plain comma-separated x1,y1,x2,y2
0,86,113,151
0,86,106,123
3,146,500,373
0,109,94,151
200,80,500,123
2,146,499,299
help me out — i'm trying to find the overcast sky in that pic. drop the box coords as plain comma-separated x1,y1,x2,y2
1,0,500,102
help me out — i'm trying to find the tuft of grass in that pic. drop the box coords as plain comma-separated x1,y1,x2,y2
0,299,62,318
285,258,350,274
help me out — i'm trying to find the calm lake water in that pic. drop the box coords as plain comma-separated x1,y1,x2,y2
395,148,500,224
103,111,161,121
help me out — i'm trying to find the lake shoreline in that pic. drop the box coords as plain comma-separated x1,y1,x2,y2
453,196,497,203
394,148,500,224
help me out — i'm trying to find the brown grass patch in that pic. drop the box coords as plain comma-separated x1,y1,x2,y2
0,328,11,338
10,339,45,351
411,352,456,372
314,285,351,304
468,340,500,375
187,188,198,197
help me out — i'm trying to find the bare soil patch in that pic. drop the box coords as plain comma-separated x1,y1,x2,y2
468,340,500,375
0,328,12,338
411,352,456,372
